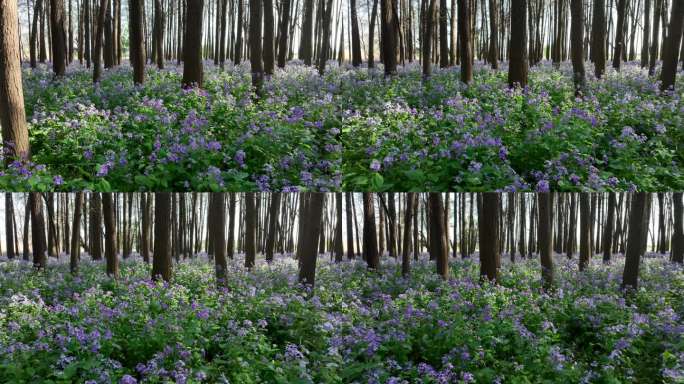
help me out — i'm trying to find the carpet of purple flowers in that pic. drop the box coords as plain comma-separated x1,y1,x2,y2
0,60,681,192
1,253,682,383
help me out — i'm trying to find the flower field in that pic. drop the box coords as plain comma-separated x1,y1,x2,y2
1,253,682,383
5,61,682,192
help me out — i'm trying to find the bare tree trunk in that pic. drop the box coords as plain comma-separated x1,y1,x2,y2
622,193,647,290
102,193,118,278
429,193,449,279
579,192,591,271
458,0,472,82
297,193,325,287
649,0,662,75
363,193,379,269
265,193,281,261
5,193,15,259
479,193,500,282
612,0,626,70
422,0,437,77
538,193,553,289
234,0,244,63
130,0,145,83
489,0,498,69
277,0,291,67
318,0,334,74
152,192,172,281
245,192,256,269
508,0,528,87
92,0,108,82
70,192,83,274
182,0,204,87
249,0,264,94
368,0,379,68
401,193,416,276
50,0,68,75
350,0,362,66
660,0,684,91
570,0,585,95
672,193,683,263
154,0,165,69
263,0,275,74
0,0,30,160
345,193,355,259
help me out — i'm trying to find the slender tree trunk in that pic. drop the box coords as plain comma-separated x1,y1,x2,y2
603,192,616,262
263,0,275,74
438,0,448,67
422,0,437,77
579,192,591,271
508,0,528,87
227,193,236,259
102,193,118,278
277,0,291,67
130,0,145,83
245,192,256,269
249,0,264,94
538,193,553,289
380,0,398,75
402,193,416,276
660,0,684,91
429,193,449,279
350,0,362,66
368,0,379,68
672,193,683,263
182,0,204,87
622,193,647,290
30,193,47,270
649,0,662,75
5,193,15,259
612,0,626,70
297,193,325,287
479,193,500,282
0,0,30,160
210,193,228,284
50,0,68,76
235,0,244,63
363,193,379,269
591,0,606,78
265,193,281,261
570,0,585,95
318,0,334,74
151,192,172,281
92,0,108,82
70,192,83,274
154,0,165,69
345,193,355,259
457,0,472,82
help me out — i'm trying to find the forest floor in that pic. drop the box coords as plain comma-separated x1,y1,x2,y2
3,61,682,192
0,253,682,383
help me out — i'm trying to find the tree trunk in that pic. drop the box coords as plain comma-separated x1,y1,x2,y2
151,192,172,281
363,193,379,269
92,0,108,82
346,193,355,259
672,192,683,263
277,0,291,67
154,0,165,69
249,0,264,94
227,193,236,259
182,0,204,87
245,192,256,269
660,0,684,91
570,0,585,95
612,0,626,70
350,0,362,66
0,0,30,160
429,193,449,279
265,192,281,261
538,193,553,289
488,0,498,69
508,0,528,87
102,193,118,278
30,193,47,271
579,192,590,271
479,193,500,282
438,0,448,68
235,0,244,63
368,0,379,68
263,0,275,74
50,0,68,76
458,0,472,82
649,0,662,75
318,0,334,75
130,0,145,83
5,193,15,259
297,193,325,287
622,193,647,290
70,192,83,275
591,0,606,78
210,193,228,284
422,0,437,77
334,193,344,261
380,0,398,75
603,192,616,262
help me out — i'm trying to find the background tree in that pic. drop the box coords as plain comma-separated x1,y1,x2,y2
249,0,264,94
50,0,68,76
422,0,437,78
538,193,553,289
603,192,616,263
489,0,499,70
508,0,528,88
334,193,344,262
277,0,291,68
380,0,398,76
129,0,145,84
265,193,281,262
613,0,627,70
30,193,47,271
102,193,118,279
182,0,204,87
579,193,590,271
350,0,362,66
0,0,30,160
318,0,334,75
297,193,325,287
641,0,652,68
210,193,228,284
479,193,500,282
429,193,448,279
92,0,108,82
70,192,83,275
153,0,165,70
458,0,473,83
439,0,448,68
570,0,585,95
5,193,15,260
591,0,606,78
245,192,256,269
622,193,648,290
152,192,172,281
363,193,379,270
263,0,275,75
660,0,684,91
649,0,663,75
402,193,416,276
672,193,683,264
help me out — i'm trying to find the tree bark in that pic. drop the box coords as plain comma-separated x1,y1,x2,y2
591,0,606,78
277,0,291,67
508,0,528,87
488,0,498,69
622,193,647,290
263,0,275,74
429,193,449,279
5,193,15,260
0,0,30,160
265,192,281,261
479,193,500,282
102,193,118,278
579,192,591,271
245,192,256,269
130,0,145,83
660,0,684,91
297,193,325,288
151,192,172,281
249,0,264,94
70,192,83,275
612,0,627,70
672,193,683,263
570,0,585,95
538,193,553,289
30,193,47,271
363,193,379,269
92,0,108,82
334,193,344,262
50,0,68,76
182,0,204,87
